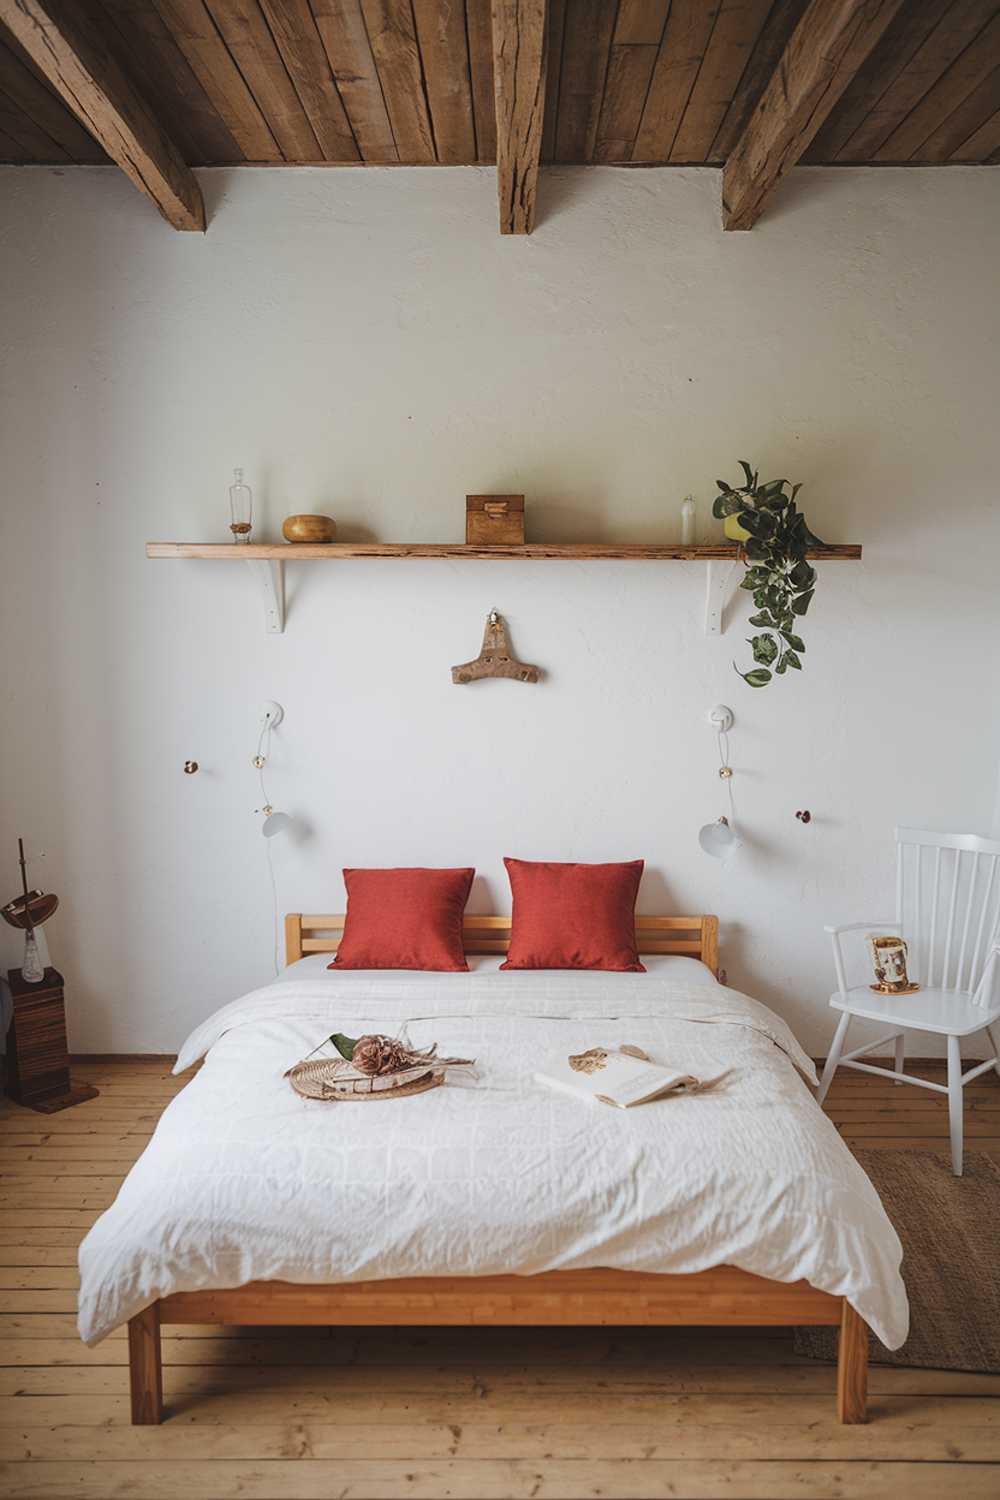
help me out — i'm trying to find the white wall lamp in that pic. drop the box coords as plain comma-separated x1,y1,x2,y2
698,705,738,859
253,702,292,837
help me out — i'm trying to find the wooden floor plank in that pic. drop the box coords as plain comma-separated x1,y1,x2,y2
3,1417,1000,1460
2,1457,999,1499
1,1390,997,1427
4,1362,998,1397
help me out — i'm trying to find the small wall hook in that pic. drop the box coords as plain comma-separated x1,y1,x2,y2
183,761,199,775
795,809,811,824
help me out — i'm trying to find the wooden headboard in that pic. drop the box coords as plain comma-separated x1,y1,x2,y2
285,913,719,974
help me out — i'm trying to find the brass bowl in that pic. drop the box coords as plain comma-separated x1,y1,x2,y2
282,514,337,543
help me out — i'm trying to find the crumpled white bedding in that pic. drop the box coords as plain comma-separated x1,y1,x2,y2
77,968,908,1348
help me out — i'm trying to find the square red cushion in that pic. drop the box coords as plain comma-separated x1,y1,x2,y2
332,867,474,971
500,858,645,972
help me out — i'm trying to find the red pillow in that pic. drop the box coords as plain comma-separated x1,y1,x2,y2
332,867,474,971
501,858,645,972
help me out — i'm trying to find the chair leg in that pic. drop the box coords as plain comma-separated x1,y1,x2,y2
947,1033,963,1178
894,1033,904,1083
817,1012,851,1105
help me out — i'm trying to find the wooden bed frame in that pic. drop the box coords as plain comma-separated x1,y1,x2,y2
127,912,869,1426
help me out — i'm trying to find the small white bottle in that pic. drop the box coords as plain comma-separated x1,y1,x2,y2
680,494,696,545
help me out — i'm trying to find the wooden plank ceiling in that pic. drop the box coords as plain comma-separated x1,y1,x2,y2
0,0,997,229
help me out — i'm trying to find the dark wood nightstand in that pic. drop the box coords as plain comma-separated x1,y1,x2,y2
4,967,99,1112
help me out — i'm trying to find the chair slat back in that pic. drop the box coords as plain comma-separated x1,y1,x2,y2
896,828,1000,999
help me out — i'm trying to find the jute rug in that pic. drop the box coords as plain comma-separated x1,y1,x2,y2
794,1149,1000,1374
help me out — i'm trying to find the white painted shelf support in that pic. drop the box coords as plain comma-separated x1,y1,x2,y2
248,558,285,634
704,560,740,635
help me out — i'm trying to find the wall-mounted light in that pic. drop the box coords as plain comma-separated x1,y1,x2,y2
699,816,736,859
253,702,291,838
250,702,292,974
698,705,738,860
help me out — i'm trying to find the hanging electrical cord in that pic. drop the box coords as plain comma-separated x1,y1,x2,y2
699,706,738,859
252,705,290,976
716,724,737,823
265,838,280,976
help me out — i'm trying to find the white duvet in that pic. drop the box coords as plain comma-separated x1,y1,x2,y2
77,960,908,1348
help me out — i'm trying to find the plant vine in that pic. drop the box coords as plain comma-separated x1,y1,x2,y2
712,461,824,688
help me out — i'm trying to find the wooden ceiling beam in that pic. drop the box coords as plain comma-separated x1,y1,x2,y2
491,0,547,234
722,0,906,231
0,0,204,230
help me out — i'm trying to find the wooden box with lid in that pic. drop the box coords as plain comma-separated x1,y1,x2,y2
465,495,525,546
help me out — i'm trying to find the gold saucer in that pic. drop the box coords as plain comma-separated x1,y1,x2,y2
869,982,921,996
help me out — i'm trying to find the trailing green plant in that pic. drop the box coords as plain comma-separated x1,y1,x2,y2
712,461,825,689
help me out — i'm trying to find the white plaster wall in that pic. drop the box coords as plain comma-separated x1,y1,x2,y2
1,163,998,1057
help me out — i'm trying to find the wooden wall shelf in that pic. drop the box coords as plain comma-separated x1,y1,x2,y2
147,542,862,562
145,540,862,635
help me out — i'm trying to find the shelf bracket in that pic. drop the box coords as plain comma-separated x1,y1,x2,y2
704,560,740,635
247,558,285,634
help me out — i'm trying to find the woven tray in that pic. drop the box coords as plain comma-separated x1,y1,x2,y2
286,1057,444,1102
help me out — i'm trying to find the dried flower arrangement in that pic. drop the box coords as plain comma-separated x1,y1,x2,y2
286,1031,474,1102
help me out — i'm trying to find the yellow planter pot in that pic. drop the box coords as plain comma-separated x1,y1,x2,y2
724,512,752,543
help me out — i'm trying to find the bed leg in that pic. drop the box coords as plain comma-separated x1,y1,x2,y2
837,1300,868,1424
128,1303,163,1425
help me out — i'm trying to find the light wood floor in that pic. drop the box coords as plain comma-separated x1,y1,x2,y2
1,1057,998,1499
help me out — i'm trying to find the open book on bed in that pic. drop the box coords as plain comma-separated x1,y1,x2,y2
535,1045,728,1109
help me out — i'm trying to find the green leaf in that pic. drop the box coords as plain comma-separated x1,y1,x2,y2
789,560,815,589
748,611,775,628
758,479,787,502
783,649,802,670
790,483,802,503
739,460,755,489
736,666,772,688
775,656,788,675
791,588,814,616
739,569,769,592
780,630,805,652
712,492,745,518
744,539,767,561
716,480,732,492
329,1032,359,1060
749,633,778,665
738,509,775,538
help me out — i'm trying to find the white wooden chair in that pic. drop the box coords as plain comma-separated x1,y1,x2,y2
818,827,1000,1175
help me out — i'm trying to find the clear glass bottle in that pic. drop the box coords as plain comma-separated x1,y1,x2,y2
228,467,253,543
22,929,45,983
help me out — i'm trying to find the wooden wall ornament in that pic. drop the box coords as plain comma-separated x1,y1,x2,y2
452,611,539,684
